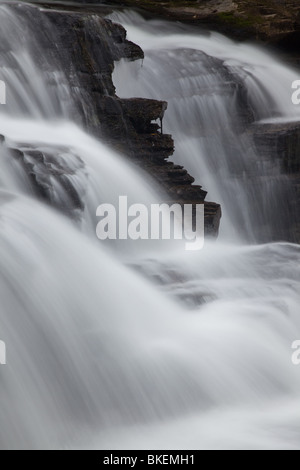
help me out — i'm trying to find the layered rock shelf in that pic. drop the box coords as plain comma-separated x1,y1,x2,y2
44,0,300,61
250,121,300,242
100,0,300,60
35,2,221,235
251,122,300,174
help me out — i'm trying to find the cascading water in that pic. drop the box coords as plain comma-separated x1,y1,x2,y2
111,11,300,243
0,3,300,450
0,3,72,118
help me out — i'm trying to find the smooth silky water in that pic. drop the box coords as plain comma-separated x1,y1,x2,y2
0,4,300,449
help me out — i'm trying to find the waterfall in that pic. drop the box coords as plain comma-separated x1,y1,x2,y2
0,4,73,118
111,11,300,243
0,4,300,450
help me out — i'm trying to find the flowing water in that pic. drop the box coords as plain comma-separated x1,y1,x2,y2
0,4,300,450
111,11,300,243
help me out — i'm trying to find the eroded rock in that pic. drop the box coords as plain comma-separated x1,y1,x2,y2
2,2,221,236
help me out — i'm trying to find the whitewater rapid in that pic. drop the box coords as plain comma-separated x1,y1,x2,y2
0,4,300,450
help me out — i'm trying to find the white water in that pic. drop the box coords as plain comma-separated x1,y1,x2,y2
0,5,300,450
0,116,166,250
0,4,72,118
111,11,300,243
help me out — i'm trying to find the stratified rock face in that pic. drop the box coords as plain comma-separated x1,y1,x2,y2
9,144,87,217
251,123,300,174
250,122,300,243
0,2,220,235
94,0,300,60
35,2,221,235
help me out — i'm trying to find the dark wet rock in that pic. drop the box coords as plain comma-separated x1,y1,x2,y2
32,1,299,241
250,122,300,174
39,3,222,235
4,2,221,235
38,1,300,63
121,98,167,134
249,121,300,243
41,9,144,96
9,145,87,216
99,0,300,59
